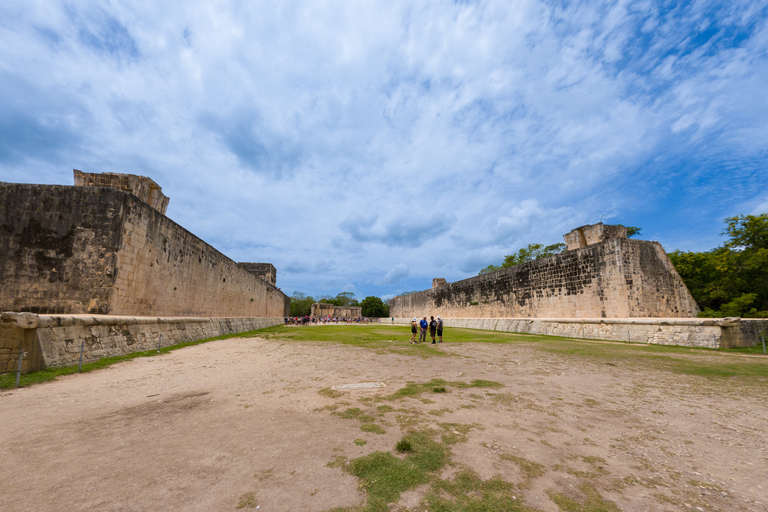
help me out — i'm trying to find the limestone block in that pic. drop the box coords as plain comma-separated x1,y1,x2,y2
1,312,40,329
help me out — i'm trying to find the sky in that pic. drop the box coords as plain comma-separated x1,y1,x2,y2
1,1,767,301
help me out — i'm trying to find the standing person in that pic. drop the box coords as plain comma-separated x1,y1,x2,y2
419,317,428,343
429,316,437,344
437,316,443,343
409,317,418,343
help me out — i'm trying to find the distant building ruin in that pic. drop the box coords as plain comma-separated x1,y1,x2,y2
310,303,362,319
390,223,699,320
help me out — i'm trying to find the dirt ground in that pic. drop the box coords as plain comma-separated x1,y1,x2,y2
1,331,767,512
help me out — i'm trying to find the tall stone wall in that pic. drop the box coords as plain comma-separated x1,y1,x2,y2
390,238,699,319
0,183,289,318
0,184,124,314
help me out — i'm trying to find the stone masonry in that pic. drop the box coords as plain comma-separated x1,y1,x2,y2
0,176,289,318
390,224,699,320
238,263,277,286
74,169,169,214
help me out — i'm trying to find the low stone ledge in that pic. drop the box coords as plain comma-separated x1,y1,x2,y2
1,313,284,372
391,317,765,348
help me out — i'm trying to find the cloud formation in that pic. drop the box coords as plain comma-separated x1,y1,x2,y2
1,1,766,299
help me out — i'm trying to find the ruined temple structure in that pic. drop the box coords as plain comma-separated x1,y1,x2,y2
0,171,289,317
310,303,362,319
391,223,700,319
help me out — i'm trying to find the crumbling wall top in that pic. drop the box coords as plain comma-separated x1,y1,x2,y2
563,223,627,251
74,169,169,214
238,263,277,286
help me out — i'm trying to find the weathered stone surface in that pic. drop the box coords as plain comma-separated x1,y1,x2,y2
238,262,277,286
1,312,39,329
0,313,284,371
74,169,169,214
563,222,627,250
390,317,767,348
391,237,699,320
0,183,290,318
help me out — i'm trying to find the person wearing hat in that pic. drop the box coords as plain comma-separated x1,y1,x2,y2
436,316,443,343
409,317,418,344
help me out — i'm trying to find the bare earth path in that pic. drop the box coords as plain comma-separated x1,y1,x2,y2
1,333,767,511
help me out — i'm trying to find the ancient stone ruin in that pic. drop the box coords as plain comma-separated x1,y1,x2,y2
74,169,170,214
310,303,362,319
0,170,288,318
1,171,290,372
391,223,700,320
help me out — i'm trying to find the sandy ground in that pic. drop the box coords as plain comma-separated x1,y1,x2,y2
1,332,767,512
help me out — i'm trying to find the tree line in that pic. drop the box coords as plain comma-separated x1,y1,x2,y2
668,213,767,318
289,291,390,318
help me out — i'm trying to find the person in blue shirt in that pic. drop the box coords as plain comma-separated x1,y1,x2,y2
419,317,428,343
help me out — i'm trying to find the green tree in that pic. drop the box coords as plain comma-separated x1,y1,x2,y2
319,292,359,307
479,242,566,275
668,213,768,318
289,291,315,317
361,296,389,317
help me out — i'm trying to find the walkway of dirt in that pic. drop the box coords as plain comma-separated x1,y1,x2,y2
1,335,766,511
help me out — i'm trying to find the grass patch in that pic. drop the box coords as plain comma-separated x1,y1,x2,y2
236,492,259,509
338,407,365,419
361,423,386,434
499,454,546,485
426,469,535,511
385,379,503,400
339,432,449,512
354,438,368,446
319,387,343,398
396,439,413,453
547,483,620,512
526,336,768,381
438,423,477,445
255,324,527,354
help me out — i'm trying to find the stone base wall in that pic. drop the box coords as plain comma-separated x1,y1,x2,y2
391,317,767,349
1,312,283,372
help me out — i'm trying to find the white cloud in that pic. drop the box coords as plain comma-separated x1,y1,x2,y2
1,0,767,298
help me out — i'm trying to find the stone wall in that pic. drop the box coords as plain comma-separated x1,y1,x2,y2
0,183,290,318
1,312,283,372
390,238,699,320
238,262,277,286
563,223,627,251
389,317,767,349
74,169,169,214
0,184,124,314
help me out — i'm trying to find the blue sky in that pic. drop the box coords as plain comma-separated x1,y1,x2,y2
2,1,767,301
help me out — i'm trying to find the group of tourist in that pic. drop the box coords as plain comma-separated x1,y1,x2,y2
409,315,443,344
284,316,374,325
